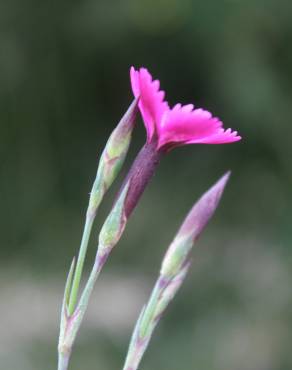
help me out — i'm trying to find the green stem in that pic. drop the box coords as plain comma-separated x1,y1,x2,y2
77,249,109,313
56,251,109,370
58,352,70,370
138,279,163,338
68,214,95,315
122,278,166,370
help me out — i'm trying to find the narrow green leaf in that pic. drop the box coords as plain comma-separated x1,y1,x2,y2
59,257,75,341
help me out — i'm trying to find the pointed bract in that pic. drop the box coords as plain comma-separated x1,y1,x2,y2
59,257,76,344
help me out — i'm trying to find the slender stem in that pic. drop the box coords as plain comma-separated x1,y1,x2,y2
122,278,165,370
58,352,70,370
122,337,145,368
68,215,95,315
57,252,108,370
138,280,162,338
77,249,109,313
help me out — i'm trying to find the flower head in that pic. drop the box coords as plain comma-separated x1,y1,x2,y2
130,67,241,151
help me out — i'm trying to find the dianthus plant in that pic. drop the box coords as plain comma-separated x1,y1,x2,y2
57,67,241,370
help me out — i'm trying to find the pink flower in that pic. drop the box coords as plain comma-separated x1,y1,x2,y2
130,67,241,151
110,66,241,220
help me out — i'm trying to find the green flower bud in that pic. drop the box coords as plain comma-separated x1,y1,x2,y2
87,98,138,219
98,182,130,252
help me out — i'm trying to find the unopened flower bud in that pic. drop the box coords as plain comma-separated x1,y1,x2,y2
98,182,129,252
87,98,138,219
160,172,230,278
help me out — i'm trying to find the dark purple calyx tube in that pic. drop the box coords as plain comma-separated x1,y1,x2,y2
119,138,163,218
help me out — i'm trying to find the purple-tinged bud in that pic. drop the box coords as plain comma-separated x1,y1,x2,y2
87,98,139,220
160,172,230,278
107,98,139,156
178,171,230,240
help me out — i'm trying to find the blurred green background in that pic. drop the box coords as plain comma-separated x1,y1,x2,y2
1,0,292,369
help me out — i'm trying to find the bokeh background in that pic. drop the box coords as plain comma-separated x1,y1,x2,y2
1,1,292,369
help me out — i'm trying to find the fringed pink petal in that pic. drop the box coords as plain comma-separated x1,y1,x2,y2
130,67,169,142
157,104,241,150
186,128,241,144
